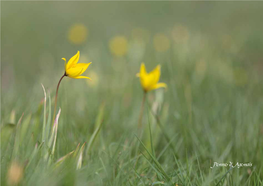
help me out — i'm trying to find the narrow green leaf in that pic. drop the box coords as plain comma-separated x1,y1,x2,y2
41,84,47,143
73,143,81,157
55,151,75,167
20,114,32,142
13,113,24,160
25,142,44,169
46,92,52,140
135,135,171,182
10,109,16,124
76,142,86,170
51,108,61,156
86,103,104,155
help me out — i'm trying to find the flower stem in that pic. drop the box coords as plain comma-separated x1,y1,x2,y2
52,73,65,124
138,91,147,129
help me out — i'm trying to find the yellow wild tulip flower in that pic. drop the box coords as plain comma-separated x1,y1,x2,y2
137,63,167,128
62,51,92,79
52,51,92,123
137,63,167,92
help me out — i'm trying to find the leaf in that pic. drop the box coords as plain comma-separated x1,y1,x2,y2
13,113,24,159
76,142,86,170
43,92,52,160
54,143,84,168
46,92,52,140
73,143,81,157
86,103,104,155
25,142,44,169
10,110,16,124
55,151,75,167
46,108,61,163
51,108,61,156
20,114,32,142
41,84,47,142
135,135,171,182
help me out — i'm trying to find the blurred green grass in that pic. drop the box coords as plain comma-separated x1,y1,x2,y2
1,2,263,185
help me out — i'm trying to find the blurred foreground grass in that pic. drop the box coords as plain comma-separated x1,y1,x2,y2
1,2,263,185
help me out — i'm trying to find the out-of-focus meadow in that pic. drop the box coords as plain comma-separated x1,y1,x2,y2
1,2,263,185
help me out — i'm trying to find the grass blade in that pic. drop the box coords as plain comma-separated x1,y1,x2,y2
12,113,24,160
51,108,61,156
46,92,52,141
77,142,86,170
86,103,104,155
41,84,47,143
135,135,171,182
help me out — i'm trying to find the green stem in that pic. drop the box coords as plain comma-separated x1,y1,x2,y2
52,73,65,125
148,106,179,160
138,91,147,129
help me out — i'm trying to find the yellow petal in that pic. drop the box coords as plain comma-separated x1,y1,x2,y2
140,63,147,77
149,82,167,91
75,62,92,75
73,76,91,80
140,64,161,91
149,65,161,85
139,63,150,90
74,62,92,77
66,51,80,70
66,62,92,78
62,58,67,69
136,73,140,77
66,66,83,78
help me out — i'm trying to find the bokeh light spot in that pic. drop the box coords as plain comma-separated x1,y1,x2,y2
109,36,128,57
68,24,88,45
7,161,23,185
172,25,189,44
153,33,170,52
86,70,99,87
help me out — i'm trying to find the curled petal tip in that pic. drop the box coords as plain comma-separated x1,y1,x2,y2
62,58,66,62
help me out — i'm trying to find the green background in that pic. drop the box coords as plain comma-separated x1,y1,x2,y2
2,2,263,185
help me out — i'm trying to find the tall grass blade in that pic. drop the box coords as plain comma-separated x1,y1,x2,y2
55,143,81,167
20,114,32,143
46,92,52,141
41,84,47,143
86,103,104,155
51,108,61,156
13,113,24,160
135,135,171,182
55,151,75,167
25,142,44,169
10,109,16,124
148,107,179,159
147,107,155,157
77,142,86,170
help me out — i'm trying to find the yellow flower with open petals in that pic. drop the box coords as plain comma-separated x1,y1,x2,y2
137,63,167,92
62,51,91,79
